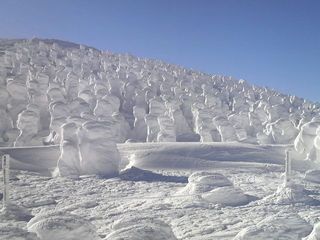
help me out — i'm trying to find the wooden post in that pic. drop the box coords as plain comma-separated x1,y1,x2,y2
285,150,291,185
2,154,10,208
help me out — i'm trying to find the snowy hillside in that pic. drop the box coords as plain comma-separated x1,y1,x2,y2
0,38,319,148
1,38,320,240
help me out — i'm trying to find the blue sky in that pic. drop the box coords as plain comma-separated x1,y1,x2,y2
1,0,319,101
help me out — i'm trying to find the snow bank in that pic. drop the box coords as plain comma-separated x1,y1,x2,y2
304,170,320,183
233,212,312,240
180,172,232,194
0,224,40,240
262,181,319,205
0,202,33,221
28,210,100,240
303,222,320,240
119,142,291,171
3,141,320,175
202,186,253,206
180,171,254,206
104,216,177,240
119,166,187,183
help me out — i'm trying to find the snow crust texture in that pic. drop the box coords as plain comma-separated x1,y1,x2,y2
1,161,320,240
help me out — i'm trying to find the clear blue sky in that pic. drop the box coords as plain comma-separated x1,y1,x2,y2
1,0,319,102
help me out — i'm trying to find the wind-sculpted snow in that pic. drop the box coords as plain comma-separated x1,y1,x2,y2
305,169,320,184
0,202,33,221
56,122,81,177
261,181,320,205
131,106,147,142
14,109,41,146
294,119,320,161
119,166,187,183
0,225,40,240
78,120,120,177
27,210,100,240
0,38,319,155
104,216,177,240
0,107,14,146
179,172,254,206
4,141,319,174
157,114,176,142
3,150,320,239
180,172,233,194
313,126,320,162
234,212,312,240
119,142,302,170
304,222,320,240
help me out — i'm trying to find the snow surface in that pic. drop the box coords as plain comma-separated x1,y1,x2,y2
233,211,313,240
304,222,320,240
1,38,320,239
1,142,320,239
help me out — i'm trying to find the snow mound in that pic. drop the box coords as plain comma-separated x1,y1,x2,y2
0,203,33,221
179,172,254,206
119,142,292,172
105,216,177,240
305,170,320,183
202,186,253,206
28,210,100,240
182,172,233,194
262,181,319,205
0,224,40,240
234,212,312,240
303,222,320,240
119,166,187,183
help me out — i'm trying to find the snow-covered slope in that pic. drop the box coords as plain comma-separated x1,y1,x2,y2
0,38,319,148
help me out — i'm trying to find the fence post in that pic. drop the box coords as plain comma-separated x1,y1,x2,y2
2,154,10,208
285,150,291,185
